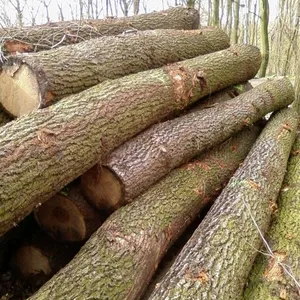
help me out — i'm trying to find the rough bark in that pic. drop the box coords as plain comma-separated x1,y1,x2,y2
0,28,230,117
148,107,299,300
0,44,262,237
29,125,261,300
243,132,300,300
81,78,293,210
10,233,79,287
0,7,199,54
0,109,11,126
34,185,103,242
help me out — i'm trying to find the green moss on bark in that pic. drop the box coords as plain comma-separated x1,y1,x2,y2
148,107,299,300
0,44,262,237
243,132,300,300
29,126,260,300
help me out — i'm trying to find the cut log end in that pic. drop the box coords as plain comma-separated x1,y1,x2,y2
81,165,124,211
34,194,87,242
0,63,40,117
11,245,51,285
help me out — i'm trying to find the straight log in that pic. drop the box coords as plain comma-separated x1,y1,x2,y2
81,79,293,211
34,185,103,242
148,107,299,300
243,132,300,300
0,44,261,237
0,27,230,117
0,7,199,54
29,125,261,300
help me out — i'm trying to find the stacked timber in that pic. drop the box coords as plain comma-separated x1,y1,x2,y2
0,6,299,300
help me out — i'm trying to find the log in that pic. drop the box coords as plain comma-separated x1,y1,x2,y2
28,125,261,300
34,184,103,242
147,107,299,300
81,78,293,211
0,27,230,117
0,7,199,54
243,132,300,300
0,44,261,237
0,108,11,126
0,215,37,272
10,233,79,287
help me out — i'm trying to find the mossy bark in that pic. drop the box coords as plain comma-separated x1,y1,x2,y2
29,125,261,300
0,28,230,116
243,132,300,300
148,107,299,300
82,78,294,208
0,44,261,237
0,7,199,54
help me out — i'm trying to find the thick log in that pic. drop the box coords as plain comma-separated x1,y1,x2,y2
10,233,79,287
0,27,230,117
148,107,299,300
0,7,199,54
34,185,103,242
81,79,293,211
0,44,261,237
29,125,261,300
243,132,300,300
0,108,11,126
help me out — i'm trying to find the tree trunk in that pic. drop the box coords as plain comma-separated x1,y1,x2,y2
0,7,199,54
28,125,261,300
34,185,103,242
0,28,230,117
226,0,233,40
243,131,300,300
81,78,293,211
213,0,220,26
0,44,262,237
0,109,11,126
258,0,270,77
10,233,79,287
148,107,299,300
233,0,240,43
133,0,140,14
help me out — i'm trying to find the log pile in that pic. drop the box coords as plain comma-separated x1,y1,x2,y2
0,6,299,300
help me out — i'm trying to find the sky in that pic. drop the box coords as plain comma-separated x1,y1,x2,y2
2,0,279,26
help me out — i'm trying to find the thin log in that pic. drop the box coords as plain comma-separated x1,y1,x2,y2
29,125,261,300
81,79,293,211
148,107,299,300
0,28,230,117
0,7,199,54
10,233,79,287
34,185,103,242
0,44,261,237
243,132,300,300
